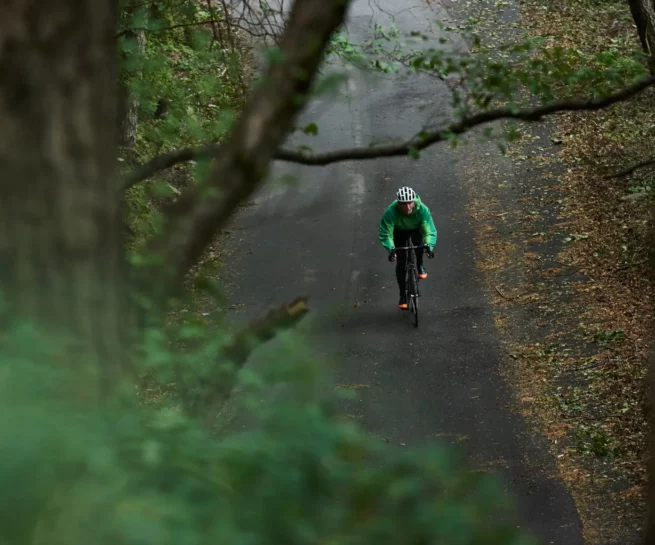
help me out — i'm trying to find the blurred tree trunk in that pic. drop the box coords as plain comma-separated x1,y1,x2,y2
648,356,655,544
628,0,655,72
0,0,134,397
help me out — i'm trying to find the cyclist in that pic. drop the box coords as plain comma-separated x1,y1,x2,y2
379,187,437,309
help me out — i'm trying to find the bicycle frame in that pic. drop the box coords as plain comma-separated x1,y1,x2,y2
393,242,430,327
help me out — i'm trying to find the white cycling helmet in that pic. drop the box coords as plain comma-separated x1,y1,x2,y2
396,186,416,203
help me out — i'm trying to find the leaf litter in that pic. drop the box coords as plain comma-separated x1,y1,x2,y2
450,0,653,541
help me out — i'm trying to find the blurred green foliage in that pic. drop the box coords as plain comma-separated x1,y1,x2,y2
0,308,537,545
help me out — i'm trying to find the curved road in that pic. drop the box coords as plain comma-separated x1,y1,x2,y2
223,0,583,543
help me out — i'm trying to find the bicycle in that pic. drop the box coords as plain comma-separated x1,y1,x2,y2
391,243,431,328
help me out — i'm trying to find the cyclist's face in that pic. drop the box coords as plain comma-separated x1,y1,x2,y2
398,201,415,214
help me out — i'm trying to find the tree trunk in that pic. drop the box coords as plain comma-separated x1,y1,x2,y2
119,24,147,161
0,0,133,397
628,0,655,71
120,58,142,156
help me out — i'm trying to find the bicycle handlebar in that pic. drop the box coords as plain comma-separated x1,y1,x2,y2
392,244,431,251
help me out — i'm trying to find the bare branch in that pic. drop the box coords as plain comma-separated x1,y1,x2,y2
187,296,310,418
606,157,655,179
273,76,655,165
144,0,351,299
124,75,655,188
118,0,286,44
223,297,309,365
123,143,220,190
217,0,287,44
205,0,225,49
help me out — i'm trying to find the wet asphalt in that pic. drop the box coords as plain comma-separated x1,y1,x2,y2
221,0,585,543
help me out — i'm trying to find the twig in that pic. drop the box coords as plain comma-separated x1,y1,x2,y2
123,143,220,190
606,157,655,179
615,258,648,272
495,285,512,299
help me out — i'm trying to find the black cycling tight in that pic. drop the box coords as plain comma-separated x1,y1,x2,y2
393,228,424,294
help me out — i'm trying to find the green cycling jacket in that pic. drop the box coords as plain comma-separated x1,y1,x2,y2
378,196,437,253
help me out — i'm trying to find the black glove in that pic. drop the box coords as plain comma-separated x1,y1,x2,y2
388,250,396,262
427,249,435,259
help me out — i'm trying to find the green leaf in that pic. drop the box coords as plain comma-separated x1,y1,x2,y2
150,181,180,198
302,123,319,136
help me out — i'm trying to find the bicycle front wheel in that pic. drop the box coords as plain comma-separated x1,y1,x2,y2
410,294,418,327
408,269,419,328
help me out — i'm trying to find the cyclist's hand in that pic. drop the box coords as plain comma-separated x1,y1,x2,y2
388,251,397,262
427,249,435,259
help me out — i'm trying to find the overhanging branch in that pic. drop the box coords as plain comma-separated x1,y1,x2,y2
275,75,655,165
123,143,220,190
124,75,655,187
187,297,310,418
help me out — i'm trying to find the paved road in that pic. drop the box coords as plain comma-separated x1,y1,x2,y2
223,0,583,543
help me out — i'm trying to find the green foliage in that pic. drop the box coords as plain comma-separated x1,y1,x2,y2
591,328,627,346
328,19,649,118
298,17,651,165
126,20,242,156
118,0,246,249
124,182,161,252
302,123,319,135
327,31,368,68
0,307,539,545
575,427,622,457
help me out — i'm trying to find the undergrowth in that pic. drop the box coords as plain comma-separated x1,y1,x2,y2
118,3,248,253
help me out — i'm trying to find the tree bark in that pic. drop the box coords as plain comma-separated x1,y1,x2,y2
0,0,133,396
120,28,146,159
628,0,655,71
118,1,148,162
